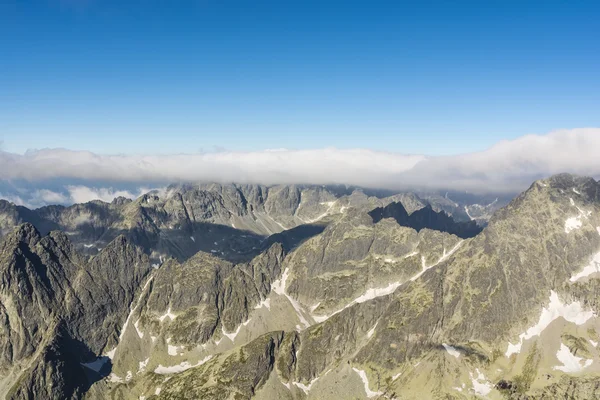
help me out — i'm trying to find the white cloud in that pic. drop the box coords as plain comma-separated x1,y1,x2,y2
0,192,27,207
0,147,425,190
35,189,70,204
65,186,151,204
0,185,159,209
0,129,599,199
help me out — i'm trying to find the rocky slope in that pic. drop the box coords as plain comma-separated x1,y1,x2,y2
2,174,599,399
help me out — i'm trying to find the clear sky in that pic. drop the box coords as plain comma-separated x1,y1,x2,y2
1,0,599,155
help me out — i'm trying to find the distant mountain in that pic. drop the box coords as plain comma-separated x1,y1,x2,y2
0,183,490,265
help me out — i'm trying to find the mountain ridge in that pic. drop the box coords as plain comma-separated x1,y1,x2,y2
1,174,599,399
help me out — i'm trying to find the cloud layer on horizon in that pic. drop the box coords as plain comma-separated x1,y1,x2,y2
1,128,599,207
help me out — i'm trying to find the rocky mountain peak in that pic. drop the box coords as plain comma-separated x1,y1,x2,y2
9,222,41,245
111,196,132,206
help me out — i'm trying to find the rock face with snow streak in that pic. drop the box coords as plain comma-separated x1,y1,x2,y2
103,242,287,380
0,224,151,399
4,174,600,399
278,209,463,321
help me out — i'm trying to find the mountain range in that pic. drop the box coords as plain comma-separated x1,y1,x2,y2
1,174,599,399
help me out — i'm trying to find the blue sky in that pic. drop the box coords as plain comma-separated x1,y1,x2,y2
1,0,599,155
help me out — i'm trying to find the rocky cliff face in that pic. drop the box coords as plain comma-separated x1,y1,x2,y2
2,175,599,399
0,223,152,399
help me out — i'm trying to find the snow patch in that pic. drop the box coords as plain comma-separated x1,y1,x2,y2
464,205,474,221
410,240,464,282
565,198,592,233
106,276,154,359
553,343,593,373
254,297,271,310
591,340,598,347
167,345,180,356
108,373,123,383
83,244,95,248
138,358,149,373
354,281,403,304
352,368,383,398
222,321,247,342
105,348,117,359
155,387,162,395
573,188,581,195
403,251,419,259
190,236,195,242
505,291,595,357
313,281,401,323
442,343,461,358
470,368,492,397
367,322,378,339
292,377,319,394
167,341,182,356
453,383,466,392
158,307,177,322
392,372,402,380
565,217,583,233
134,319,144,339
306,200,338,223
272,268,311,329
154,355,213,374
570,251,600,282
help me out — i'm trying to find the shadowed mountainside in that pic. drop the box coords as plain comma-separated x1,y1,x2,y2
369,201,483,238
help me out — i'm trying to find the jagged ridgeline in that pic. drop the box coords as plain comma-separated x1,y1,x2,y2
368,202,483,238
2,175,600,399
